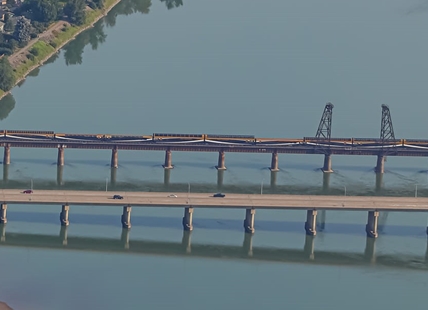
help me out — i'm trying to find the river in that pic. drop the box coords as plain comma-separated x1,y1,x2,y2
0,0,428,309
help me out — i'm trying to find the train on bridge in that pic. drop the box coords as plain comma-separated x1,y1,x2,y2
2,130,428,147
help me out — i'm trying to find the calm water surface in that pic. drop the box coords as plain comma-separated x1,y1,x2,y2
1,0,428,309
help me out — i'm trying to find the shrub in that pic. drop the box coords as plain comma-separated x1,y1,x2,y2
27,53,35,61
49,41,57,48
30,47,39,56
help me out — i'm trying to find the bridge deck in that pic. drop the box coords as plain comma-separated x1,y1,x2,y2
2,190,428,211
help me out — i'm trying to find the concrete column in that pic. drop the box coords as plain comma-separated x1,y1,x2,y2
121,206,132,229
59,226,68,246
0,204,7,224
163,150,173,169
242,232,253,257
121,228,130,249
0,223,5,242
60,204,69,226
305,210,317,236
182,207,194,231
243,208,255,234
182,230,192,254
375,155,385,174
57,166,64,186
57,145,65,166
111,147,118,168
304,235,315,260
322,154,333,173
217,170,224,189
270,151,279,171
216,150,226,170
3,145,10,165
365,210,379,238
364,237,376,264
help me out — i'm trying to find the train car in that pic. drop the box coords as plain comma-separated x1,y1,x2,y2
153,133,204,142
205,134,255,144
3,130,55,139
255,138,303,145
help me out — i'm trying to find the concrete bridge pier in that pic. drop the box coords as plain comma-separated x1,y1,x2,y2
0,204,7,224
182,207,194,231
270,151,279,171
304,210,317,236
216,150,226,170
121,206,132,229
163,150,173,169
57,166,64,186
322,154,333,173
121,228,130,249
365,211,379,238
243,209,255,234
3,145,10,165
182,230,192,253
304,235,315,260
57,145,65,166
375,155,385,174
60,205,69,226
364,237,376,264
217,170,224,189
111,147,118,168
242,232,253,257
0,223,5,242
2,163,9,183
59,226,68,246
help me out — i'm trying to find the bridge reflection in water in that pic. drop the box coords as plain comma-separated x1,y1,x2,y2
0,225,426,271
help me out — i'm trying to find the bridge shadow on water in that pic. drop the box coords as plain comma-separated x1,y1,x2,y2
5,211,427,237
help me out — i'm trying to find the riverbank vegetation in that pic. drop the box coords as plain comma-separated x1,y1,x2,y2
0,0,184,94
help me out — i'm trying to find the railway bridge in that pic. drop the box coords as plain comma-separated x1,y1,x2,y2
1,104,428,178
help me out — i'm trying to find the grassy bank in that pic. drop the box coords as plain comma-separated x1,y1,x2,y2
0,0,120,100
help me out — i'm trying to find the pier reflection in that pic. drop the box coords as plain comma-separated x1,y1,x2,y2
217,170,224,190
163,169,171,187
2,164,8,183
0,228,426,271
110,167,117,186
375,173,389,232
270,171,277,189
57,166,64,186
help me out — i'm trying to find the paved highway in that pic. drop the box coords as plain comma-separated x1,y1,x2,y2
2,190,428,211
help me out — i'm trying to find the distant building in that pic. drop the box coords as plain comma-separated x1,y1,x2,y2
0,21,4,32
0,0,6,6
0,9,5,22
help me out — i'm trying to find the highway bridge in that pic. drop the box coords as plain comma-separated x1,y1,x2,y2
1,104,427,173
1,190,428,238
0,229,426,271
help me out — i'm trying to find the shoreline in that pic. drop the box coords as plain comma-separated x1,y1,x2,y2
0,0,122,101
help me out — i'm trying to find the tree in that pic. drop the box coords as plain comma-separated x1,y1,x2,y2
13,16,32,43
4,14,15,32
64,0,86,25
0,57,16,92
29,0,60,23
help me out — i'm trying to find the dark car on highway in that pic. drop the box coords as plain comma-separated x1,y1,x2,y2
213,193,225,198
22,189,33,194
113,194,123,199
